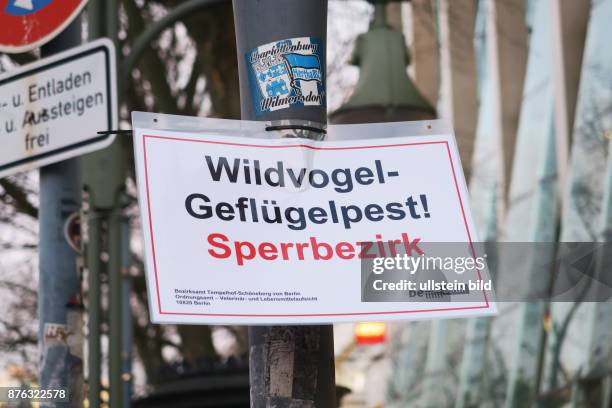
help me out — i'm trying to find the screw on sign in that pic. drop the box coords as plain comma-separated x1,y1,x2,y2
0,0,88,53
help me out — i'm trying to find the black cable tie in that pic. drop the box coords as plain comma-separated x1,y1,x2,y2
98,126,327,136
265,124,327,134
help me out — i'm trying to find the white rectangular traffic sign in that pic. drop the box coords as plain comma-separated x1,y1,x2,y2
0,38,117,178
132,112,497,325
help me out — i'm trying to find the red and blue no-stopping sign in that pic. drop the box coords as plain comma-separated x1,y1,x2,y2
0,0,87,53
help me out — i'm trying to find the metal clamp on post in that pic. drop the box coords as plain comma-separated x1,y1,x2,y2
265,119,327,141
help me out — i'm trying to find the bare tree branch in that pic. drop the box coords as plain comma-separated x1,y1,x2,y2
0,179,38,219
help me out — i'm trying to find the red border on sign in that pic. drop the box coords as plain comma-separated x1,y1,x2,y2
142,134,491,317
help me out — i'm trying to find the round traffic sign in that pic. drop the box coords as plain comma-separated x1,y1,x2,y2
0,0,88,53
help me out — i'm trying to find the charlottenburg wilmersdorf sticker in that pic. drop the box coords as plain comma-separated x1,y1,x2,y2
246,37,325,115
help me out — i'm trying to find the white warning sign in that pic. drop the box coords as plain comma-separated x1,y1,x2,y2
132,112,496,325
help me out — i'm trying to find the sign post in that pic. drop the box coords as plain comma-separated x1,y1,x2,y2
37,16,86,407
230,1,335,406
1,2,116,405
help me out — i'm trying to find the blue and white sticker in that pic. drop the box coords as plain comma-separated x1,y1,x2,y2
246,37,325,115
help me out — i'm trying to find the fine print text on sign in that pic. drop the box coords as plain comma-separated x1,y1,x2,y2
132,113,497,325
0,38,117,178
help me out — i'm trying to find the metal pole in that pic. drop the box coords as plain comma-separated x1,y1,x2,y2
232,1,336,407
108,209,123,408
233,0,328,123
105,0,125,403
86,210,102,408
38,16,84,408
84,0,126,406
121,216,133,407
84,2,104,407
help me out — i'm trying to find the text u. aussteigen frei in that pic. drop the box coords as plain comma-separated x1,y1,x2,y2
181,154,474,267
1,70,104,151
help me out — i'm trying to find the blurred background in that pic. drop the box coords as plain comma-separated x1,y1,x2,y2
1,0,611,407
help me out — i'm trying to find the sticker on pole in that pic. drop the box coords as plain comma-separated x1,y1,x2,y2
132,112,497,325
0,38,117,178
0,0,88,53
246,37,325,115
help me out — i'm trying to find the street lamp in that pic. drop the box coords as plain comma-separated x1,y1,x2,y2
329,0,436,124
